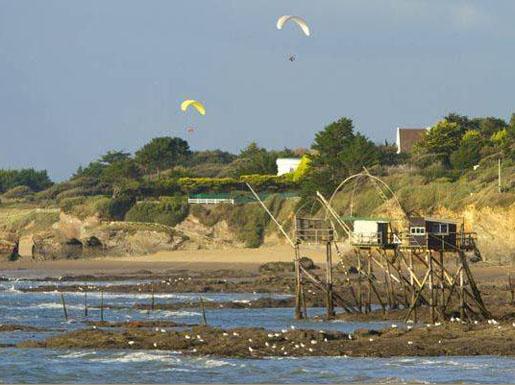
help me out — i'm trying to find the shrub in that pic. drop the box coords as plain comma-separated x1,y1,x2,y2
178,177,241,193
59,195,112,219
125,197,189,227
108,194,136,221
2,185,33,199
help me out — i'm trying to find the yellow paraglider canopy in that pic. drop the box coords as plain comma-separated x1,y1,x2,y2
180,99,206,116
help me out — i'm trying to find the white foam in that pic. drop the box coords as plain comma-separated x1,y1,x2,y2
91,351,181,364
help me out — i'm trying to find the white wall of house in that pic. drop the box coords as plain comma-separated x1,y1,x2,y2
276,158,301,176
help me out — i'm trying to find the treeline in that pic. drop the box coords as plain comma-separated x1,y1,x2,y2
1,112,514,201
0,169,52,194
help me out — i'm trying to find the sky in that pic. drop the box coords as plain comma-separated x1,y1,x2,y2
0,0,514,180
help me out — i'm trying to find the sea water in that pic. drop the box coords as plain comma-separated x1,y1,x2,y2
0,279,514,384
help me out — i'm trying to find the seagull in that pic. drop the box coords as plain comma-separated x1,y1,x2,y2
311,340,317,344
128,341,135,345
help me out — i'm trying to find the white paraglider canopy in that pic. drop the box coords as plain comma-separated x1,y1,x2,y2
276,15,310,36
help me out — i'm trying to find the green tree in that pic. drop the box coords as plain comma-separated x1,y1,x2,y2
0,169,52,193
450,130,483,169
100,150,131,165
225,142,277,176
303,118,378,195
135,137,191,174
415,119,462,167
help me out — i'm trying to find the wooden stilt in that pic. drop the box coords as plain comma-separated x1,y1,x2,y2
409,250,417,322
427,251,435,323
84,292,88,318
294,244,303,320
439,250,445,315
366,251,372,313
459,268,465,320
356,251,362,313
325,241,335,319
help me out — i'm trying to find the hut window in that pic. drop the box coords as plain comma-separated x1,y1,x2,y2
431,223,449,235
410,227,425,235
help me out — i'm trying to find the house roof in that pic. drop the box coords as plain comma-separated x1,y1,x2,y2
396,128,427,153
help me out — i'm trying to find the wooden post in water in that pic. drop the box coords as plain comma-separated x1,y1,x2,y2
60,293,68,321
151,285,155,312
325,241,335,319
84,292,88,318
199,296,208,326
100,289,105,322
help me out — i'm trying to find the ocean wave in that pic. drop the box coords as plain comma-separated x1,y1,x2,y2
90,351,181,363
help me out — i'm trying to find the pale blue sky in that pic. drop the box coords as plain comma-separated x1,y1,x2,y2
0,0,514,180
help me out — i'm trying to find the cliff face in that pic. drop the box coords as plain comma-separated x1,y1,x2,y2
0,185,514,264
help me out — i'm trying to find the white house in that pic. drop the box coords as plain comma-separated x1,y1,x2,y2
276,158,301,176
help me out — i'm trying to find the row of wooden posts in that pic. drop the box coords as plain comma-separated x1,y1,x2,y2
58,286,208,326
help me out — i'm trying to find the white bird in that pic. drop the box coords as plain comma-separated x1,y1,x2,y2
185,335,191,339
311,340,317,344
408,341,413,345
309,348,314,352
267,333,274,338
223,332,228,336
369,338,374,342
248,347,254,353
435,322,442,326
160,329,166,333
391,324,398,328
128,341,135,345
281,329,288,333
248,338,253,342
153,342,158,348
290,325,295,330
324,338,328,342
233,332,239,336
265,342,270,347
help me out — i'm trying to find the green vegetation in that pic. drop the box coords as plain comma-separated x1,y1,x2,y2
0,169,52,193
125,197,189,227
1,111,513,249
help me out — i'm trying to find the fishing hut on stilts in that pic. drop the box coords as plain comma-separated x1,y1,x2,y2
247,166,490,323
